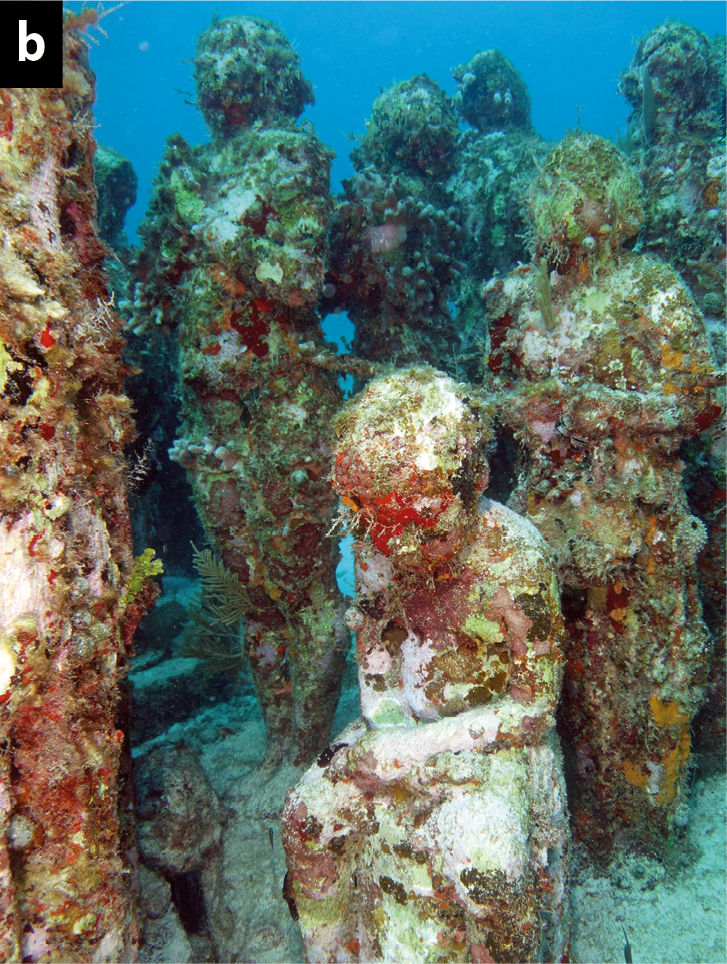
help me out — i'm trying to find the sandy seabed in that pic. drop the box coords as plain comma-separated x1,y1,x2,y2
570,771,726,964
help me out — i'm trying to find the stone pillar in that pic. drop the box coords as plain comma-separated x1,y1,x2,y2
0,15,158,962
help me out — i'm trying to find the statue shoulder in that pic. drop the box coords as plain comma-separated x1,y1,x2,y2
467,497,558,584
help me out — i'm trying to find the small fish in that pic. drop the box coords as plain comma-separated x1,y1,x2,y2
218,726,235,738
316,742,348,768
282,870,299,921
268,827,274,851
621,923,633,964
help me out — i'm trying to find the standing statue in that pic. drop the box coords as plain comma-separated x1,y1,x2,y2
325,76,463,373
128,16,350,764
483,130,720,854
283,368,570,964
618,19,726,768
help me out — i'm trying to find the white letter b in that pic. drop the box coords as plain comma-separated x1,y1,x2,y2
19,20,45,62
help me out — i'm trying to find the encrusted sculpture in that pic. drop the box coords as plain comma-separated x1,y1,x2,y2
618,20,725,334
325,77,464,371
483,131,721,854
283,368,570,963
128,16,350,764
618,18,726,768
450,49,546,363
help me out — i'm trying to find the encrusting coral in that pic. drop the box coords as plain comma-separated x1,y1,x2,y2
0,14,159,962
682,412,726,768
127,15,350,765
482,130,721,855
283,367,570,964
193,13,314,136
451,49,534,135
618,20,726,334
326,51,547,382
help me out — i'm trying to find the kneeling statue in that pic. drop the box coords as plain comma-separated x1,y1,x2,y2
283,367,570,963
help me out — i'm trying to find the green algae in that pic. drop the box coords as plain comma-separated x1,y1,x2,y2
121,548,164,610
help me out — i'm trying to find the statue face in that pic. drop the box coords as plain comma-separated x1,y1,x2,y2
332,367,491,567
345,480,475,567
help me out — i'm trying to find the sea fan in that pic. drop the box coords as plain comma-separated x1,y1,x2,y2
179,544,252,677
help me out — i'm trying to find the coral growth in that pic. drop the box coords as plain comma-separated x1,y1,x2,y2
619,21,726,329
619,21,726,770
194,15,314,136
352,75,459,179
283,368,570,963
618,20,724,147
0,21,157,963
452,49,534,135
449,50,546,371
528,131,644,267
451,129,545,333
326,49,545,381
326,78,463,371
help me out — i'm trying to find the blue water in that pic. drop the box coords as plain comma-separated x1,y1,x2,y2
69,1,725,243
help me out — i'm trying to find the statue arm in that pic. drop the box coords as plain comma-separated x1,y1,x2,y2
345,697,556,788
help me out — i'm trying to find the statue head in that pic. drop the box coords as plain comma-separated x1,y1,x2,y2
452,48,533,134
195,15,314,136
332,367,492,568
529,131,644,265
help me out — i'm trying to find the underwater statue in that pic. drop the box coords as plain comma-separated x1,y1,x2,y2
483,130,721,855
324,49,549,385
325,76,464,373
127,15,349,765
618,20,726,339
449,48,547,367
618,19,727,767
283,367,570,964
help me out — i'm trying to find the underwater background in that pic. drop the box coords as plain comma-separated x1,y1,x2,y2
18,1,725,962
